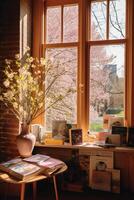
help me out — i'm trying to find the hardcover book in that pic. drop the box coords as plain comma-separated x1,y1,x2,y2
0,154,65,179
0,160,42,180
0,158,22,174
23,154,50,164
32,157,65,176
24,154,65,176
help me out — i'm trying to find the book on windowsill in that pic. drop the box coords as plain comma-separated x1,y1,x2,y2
0,158,42,180
24,154,65,176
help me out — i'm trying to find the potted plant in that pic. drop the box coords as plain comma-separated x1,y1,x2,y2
0,47,75,157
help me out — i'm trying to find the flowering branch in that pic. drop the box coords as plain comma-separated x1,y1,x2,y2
0,48,75,126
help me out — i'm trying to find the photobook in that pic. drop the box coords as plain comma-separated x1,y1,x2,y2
0,154,65,180
0,158,41,180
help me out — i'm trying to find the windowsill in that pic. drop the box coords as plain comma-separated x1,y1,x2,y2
35,141,134,153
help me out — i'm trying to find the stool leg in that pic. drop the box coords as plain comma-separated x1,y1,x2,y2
32,181,37,200
20,183,25,200
53,176,58,200
4,182,8,200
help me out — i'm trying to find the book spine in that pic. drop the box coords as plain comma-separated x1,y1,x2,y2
8,169,23,180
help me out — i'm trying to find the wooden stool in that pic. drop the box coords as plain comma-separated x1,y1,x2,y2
0,164,67,200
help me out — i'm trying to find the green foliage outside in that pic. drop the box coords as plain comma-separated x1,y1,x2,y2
90,122,103,132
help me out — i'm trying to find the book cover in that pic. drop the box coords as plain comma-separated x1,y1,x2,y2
92,170,111,191
24,155,65,176
23,154,50,164
0,158,22,173
38,157,65,176
89,154,113,187
0,160,42,180
0,155,66,179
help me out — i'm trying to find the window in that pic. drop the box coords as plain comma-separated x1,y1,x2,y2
44,3,78,130
43,0,127,134
89,0,126,132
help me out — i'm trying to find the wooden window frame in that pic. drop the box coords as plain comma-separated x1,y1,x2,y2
32,0,134,139
88,0,127,132
43,0,80,132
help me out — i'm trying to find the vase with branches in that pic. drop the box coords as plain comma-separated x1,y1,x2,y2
0,47,75,156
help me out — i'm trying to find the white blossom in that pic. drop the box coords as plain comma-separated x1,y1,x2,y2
15,54,20,60
40,58,46,65
3,80,10,87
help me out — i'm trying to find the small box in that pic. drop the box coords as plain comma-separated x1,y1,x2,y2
105,134,121,146
112,126,127,145
44,138,64,145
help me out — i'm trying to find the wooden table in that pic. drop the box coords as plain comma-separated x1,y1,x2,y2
0,164,67,200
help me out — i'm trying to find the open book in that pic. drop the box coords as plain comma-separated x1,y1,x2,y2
23,154,50,164
24,154,65,176
0,158,42,180
0,155,65,179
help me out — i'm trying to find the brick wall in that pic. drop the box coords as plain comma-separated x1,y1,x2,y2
0,0,32,161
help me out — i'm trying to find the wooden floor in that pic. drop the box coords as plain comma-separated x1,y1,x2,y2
3,183,134,200
36,190,134,200
5,190,134,200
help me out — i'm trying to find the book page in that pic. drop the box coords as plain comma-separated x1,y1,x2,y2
23,154,50,164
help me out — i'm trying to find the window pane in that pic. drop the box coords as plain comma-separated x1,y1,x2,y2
91,1,106,40
63,5,78,42
89,45,125,132
45,48,77,131
109,0,126,39
46,7,61,43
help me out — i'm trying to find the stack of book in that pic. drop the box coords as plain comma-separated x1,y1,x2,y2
0,154,65,180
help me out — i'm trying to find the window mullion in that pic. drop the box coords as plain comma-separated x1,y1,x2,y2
106,0,110,39
79,0,89,138
61,5,63,42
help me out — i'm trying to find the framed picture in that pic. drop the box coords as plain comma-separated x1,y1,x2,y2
89,154,113,187
108,116,124,131
92,170,111,192
52,120,67,139
69,129,82,145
